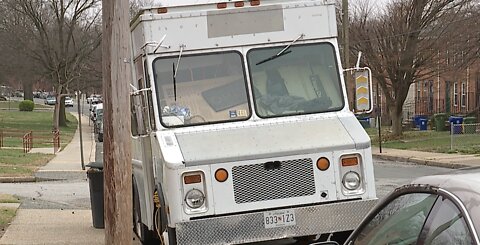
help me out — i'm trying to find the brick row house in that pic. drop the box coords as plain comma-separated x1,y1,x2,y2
409,63,480,119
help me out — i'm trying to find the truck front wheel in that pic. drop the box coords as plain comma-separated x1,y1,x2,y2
133,182,158,244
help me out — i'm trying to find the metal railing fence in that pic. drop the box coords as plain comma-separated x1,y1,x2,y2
450,123,480,152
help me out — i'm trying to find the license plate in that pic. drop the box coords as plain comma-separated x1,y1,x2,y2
263,209,296,228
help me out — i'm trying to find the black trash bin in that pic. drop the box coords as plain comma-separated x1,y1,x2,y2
87,162,104,229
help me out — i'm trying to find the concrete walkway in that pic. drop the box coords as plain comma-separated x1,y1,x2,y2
372,147,480,169
0,113,103,245
0,209,104,245
39,114,95,170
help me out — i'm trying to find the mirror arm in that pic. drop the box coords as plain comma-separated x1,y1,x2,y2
129,85,152,96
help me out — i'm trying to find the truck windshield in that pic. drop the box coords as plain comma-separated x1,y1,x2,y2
247,43,344,117
153,51,250,127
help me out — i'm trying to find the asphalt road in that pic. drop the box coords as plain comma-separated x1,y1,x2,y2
0,140,453,243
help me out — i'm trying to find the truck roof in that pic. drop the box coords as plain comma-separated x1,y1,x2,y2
131,0,338,58
139,0,335,8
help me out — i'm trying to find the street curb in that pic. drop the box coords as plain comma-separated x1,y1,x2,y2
0,176,37,183
372,153,472,169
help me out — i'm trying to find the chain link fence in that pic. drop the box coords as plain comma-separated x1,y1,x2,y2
450,123,480,153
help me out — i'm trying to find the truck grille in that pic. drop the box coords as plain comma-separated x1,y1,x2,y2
232,158,315,204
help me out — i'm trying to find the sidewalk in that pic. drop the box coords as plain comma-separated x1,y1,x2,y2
35,113,96,181
0,113,103,245
372,147,480,169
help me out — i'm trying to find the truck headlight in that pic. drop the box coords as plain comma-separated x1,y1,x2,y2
342,171,361,190
185,189,205,209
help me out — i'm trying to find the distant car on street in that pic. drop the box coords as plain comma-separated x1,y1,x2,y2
87,94,102,104
44,96,56,105
316,168,480,245
65,97,74,107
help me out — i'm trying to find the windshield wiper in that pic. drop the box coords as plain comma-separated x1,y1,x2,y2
256,34,304,65
172,44,185,101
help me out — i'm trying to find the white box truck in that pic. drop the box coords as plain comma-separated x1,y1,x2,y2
129,0,377,244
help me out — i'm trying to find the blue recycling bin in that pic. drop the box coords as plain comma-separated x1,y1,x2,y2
413,115,428,128
419,118,428,131
357,117,370,128
449,116,463,134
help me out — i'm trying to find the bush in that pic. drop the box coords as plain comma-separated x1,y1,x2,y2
19,100,35,111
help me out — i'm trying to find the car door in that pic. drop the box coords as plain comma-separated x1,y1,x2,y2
418,194,475,245
349,191,438,245
345,186,478,245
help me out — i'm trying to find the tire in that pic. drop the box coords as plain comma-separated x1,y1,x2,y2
133,181,158,244
293,235,319,244
98,133,103,142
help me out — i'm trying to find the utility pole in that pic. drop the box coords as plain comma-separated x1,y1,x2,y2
342,0,352,108
77,91,85,170
102,0,132,244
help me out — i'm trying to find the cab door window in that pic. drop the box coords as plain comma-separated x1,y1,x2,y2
420,197,473,245
354,193,438,245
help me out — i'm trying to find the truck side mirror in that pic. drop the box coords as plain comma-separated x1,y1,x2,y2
352,67,373,114
131,93,148,136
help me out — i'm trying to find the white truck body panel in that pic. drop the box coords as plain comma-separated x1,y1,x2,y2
130,1,377,244
131,1,337,58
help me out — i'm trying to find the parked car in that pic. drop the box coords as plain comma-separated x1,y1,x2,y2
90,103,103,124
64,97,74,107
87,94,102,104
97,118,103,142
316,168,480,245
44,96,56,105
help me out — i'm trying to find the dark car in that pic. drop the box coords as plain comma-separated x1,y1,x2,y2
95,111,103,142
315,168,480,245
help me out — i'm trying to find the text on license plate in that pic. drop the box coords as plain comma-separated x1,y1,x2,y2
263,209,296,228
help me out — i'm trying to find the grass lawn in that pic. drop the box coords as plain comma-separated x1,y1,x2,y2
0,194,20,203
0,110,77,177
365,127,480,154
0,194,19,239
0,149,54,177
0,111,77,148
0,208,16,235
0,101,50,110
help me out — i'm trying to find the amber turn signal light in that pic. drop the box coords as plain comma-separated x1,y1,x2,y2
316,157,330,171
184,174,202,184
342,157,359,167
157,8,167,14
215,168,228,182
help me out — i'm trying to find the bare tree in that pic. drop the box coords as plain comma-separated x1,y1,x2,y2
0,2,42,101
350,0,479,136
1,0,102,128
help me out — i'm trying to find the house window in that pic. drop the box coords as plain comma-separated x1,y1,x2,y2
417,82,421,101
453,82,458,106
461,82,466,107
446,50,450,66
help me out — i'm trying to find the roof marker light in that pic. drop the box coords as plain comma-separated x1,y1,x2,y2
157,8,167,14
217,2,227,9
250,0,260,6
234,1,244,7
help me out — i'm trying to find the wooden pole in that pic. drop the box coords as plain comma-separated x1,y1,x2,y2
102,0,132,243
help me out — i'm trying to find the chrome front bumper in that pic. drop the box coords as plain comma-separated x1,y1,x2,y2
175,199,377,245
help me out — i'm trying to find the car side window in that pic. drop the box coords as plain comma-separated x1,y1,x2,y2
420,197,473,245
354,193,438,245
